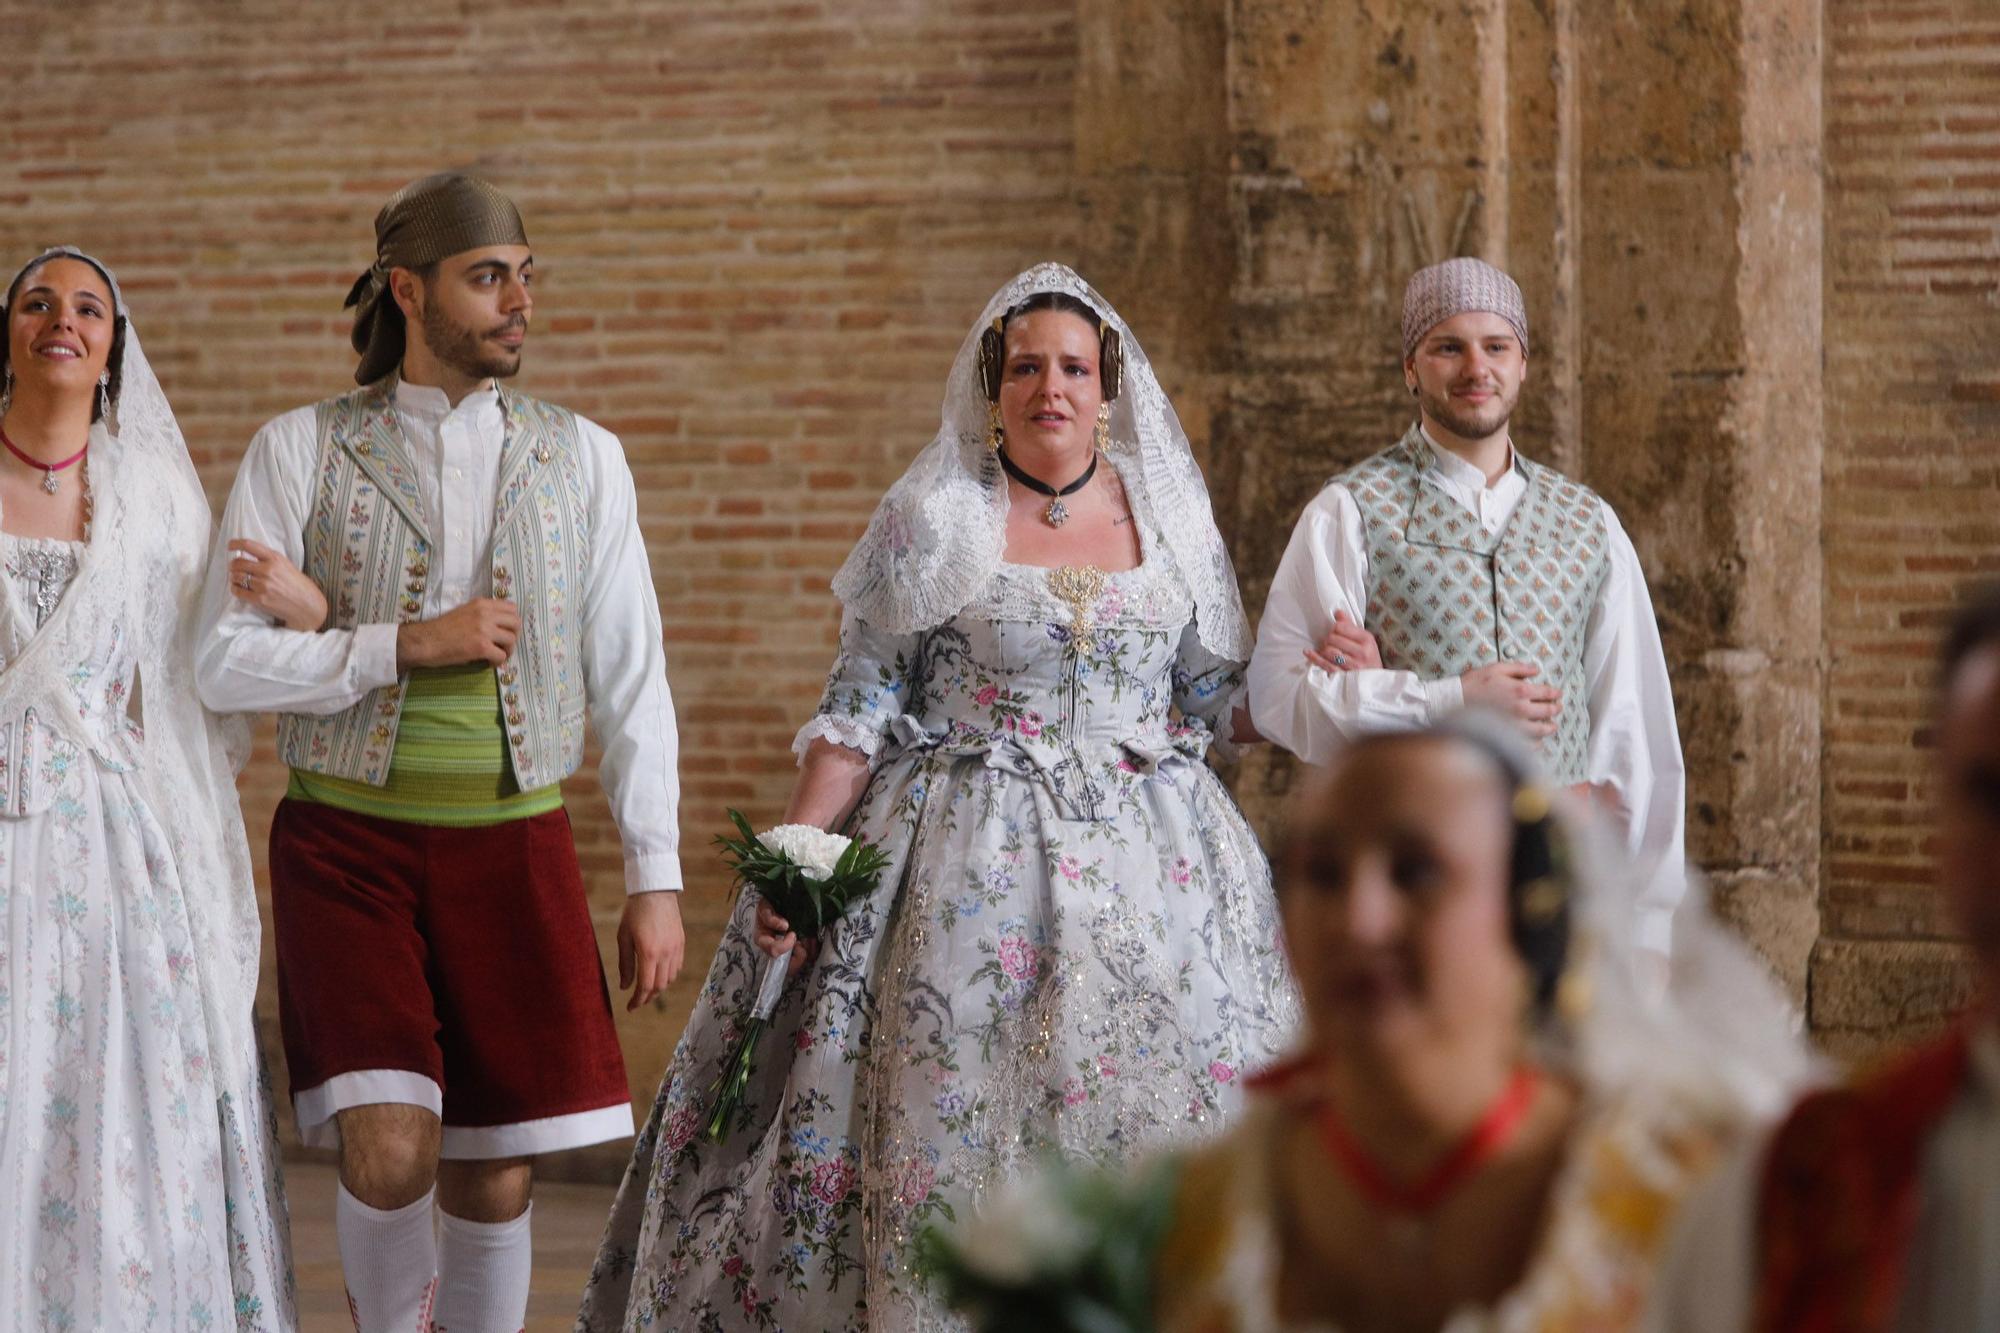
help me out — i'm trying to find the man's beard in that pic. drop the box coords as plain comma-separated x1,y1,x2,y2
419,300,523,381
1419,381,1517,442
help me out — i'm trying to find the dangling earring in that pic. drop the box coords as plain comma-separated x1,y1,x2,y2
987,402,1005,453
96,370,110,424
1094,402,1112,454
0,365,12,415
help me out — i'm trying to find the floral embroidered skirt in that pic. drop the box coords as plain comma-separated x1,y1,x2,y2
0,767,294,1330
579,745,1296,1332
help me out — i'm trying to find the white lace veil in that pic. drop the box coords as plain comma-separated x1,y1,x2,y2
830,262,1253,662
0,249,262,1093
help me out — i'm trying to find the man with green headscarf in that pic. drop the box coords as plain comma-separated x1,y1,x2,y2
197,172,687,1332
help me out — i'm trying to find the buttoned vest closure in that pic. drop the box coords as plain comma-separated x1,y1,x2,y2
275,379,591,792
1335,427,1610,782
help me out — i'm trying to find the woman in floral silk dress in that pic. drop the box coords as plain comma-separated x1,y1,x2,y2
579,265,1296,1332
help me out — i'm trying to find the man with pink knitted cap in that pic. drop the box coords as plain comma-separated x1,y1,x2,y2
1248,256,1688,958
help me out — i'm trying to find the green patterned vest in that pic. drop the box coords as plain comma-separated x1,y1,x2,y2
1336,426,1612,782
275,378,592,794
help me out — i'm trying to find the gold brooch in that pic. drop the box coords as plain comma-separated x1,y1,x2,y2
1048,564,1107,647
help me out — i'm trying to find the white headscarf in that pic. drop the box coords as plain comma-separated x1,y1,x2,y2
831,262,1253,662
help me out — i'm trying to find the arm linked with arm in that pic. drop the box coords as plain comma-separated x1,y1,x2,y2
193,415,400,716
1246,484,1460,764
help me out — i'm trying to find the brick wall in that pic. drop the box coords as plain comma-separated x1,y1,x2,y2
1815,0,1999,1049
5,0,1079,1172
7,0,1994,1176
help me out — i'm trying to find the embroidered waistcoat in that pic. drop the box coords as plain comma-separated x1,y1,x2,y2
1336,426,1611,782
275,379,591,791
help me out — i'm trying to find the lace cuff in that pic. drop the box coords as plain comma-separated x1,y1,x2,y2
792,714,885,765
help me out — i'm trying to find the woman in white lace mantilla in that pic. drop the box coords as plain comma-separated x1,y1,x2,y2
0,248,297,1328
580,263,1298,1330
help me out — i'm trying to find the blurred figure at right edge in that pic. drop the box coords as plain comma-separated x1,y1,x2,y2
1649,581,2000,1333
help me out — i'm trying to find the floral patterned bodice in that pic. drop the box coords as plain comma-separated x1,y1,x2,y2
799,540,1244,820
0,531,140,815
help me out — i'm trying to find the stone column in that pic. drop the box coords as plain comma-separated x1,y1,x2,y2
1567,0,1825,996
1072,0,1826,994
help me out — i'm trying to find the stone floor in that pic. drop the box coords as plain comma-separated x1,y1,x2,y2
287,1161,619,1332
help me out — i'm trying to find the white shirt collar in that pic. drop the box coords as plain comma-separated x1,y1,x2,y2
393,377,497,422
1418,421,1517,492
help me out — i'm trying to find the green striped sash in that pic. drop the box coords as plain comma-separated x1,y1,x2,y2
287,663,561,826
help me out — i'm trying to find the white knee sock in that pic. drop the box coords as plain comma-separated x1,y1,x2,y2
431,1203,533,1333
336,1182,438,1333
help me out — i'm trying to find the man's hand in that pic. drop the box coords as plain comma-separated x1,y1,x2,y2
396,598,520,669
1460,661,1562,738
226,538,329,631
1565,780,1623,817
618,892,686,1011
1304,609,1383,674
753,898,818,979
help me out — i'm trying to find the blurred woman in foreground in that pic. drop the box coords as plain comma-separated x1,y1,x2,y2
930,714,1816,1332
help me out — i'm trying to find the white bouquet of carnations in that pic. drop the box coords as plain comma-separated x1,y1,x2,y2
704,810,890,1142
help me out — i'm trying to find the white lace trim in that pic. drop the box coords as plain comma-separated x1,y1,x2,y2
967,534,1193,632
793,713,886,764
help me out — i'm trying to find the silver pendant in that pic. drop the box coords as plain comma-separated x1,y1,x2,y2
1044,498,1069,527
41,471,58,496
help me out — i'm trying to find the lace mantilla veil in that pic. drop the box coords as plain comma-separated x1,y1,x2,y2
831,262,1253,662
0,254,263,1096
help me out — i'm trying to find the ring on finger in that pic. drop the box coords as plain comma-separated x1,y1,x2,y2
1333,653,1346,667
237,572,251,589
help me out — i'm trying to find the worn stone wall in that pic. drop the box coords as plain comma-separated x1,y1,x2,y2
5,0,1081,1176
1077,0,1987,1047
1814,0,1998,1052
1083,0,1830,1002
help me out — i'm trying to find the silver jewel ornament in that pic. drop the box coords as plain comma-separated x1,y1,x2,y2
1044,498,1069,527
41,469,58,496
9,544,75,625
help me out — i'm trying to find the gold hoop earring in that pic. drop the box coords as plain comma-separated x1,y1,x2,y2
1094,402,1112,454
987,402,1004,453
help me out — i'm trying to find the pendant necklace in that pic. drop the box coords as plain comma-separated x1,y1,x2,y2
998,445,1096,528
0,423,87,495
1312,1066,1541,1255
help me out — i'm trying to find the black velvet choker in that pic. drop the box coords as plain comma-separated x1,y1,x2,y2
998,446,1097,527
